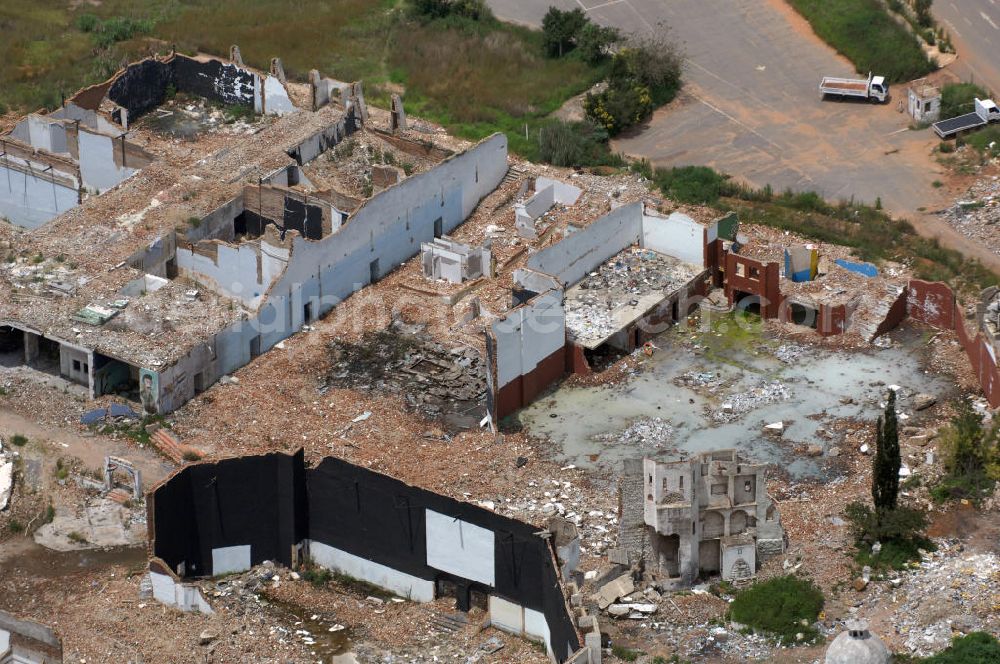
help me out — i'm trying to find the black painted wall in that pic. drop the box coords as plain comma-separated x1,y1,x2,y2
150,450,306,576
108,59,174,120
171,56,256,109
150,452,580,662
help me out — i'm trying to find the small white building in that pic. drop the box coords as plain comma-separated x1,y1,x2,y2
908,80,941,123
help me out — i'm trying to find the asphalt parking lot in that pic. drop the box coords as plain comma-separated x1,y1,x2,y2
489,0,1000,271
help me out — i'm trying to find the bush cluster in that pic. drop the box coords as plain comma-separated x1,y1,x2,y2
728,575,824,644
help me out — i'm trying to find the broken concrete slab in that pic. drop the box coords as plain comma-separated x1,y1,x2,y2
592,573,634,610
912,393,937,411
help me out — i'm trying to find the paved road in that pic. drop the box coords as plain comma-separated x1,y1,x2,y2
488,0,1000,273
934,0,1000,93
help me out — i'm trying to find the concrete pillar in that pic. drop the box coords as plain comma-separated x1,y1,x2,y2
23,331,38,366
270,58,286,84
230,45,243,66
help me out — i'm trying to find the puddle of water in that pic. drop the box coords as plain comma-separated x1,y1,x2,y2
266,595,352,658
0,535,146,578
521,316,947,479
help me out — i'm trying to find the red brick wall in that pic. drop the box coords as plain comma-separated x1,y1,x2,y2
874,288,908,338
725,254,781,318
907,279,1000,408
495,345,567,419
907,280,956,329
818,303,848,337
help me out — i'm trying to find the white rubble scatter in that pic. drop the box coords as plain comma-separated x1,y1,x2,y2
774,343,809,364
595,417,674,450
941,175,1000,257
0,457,13,510
714,380,790,422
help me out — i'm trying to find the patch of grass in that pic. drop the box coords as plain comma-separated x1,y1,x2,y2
728,575,824,645
54,458,69,481
922,632,1000,663
301,565,333,587
8,520,24,534
610,644,643,661
855,536,935,571
965,125,1000,158
932,180,943,188
43,503,55,524
787,0,935,82
10,434,28,447
67,531,88,544
940,82,989,121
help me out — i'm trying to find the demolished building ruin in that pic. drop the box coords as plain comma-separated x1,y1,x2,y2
619,451,785,588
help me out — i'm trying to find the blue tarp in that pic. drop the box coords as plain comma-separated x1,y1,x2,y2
834,258,878,278
80,404,139,425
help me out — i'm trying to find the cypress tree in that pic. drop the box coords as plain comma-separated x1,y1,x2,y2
872,389,901,513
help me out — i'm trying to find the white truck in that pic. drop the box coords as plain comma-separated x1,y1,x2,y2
932,98,1000,138
819,72,889,103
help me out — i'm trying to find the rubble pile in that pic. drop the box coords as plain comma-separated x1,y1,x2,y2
320,321,486,427
565,248,699,344
673,370,726,393
714,379,791,422
941,175,1000,257
497,476,619,557
595,417,675,450
871,542,1000,657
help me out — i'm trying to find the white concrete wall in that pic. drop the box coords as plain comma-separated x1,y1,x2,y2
0,163,78,229
641,211,704,266
488,596,555,661
150,571,214,613
526,203,643,287
536,177,581,205
211,544,252,576
260,75,296,116
310,541,435,601
492,290,565,390
425,509,495,586
78,129,138,193
176,242,268,307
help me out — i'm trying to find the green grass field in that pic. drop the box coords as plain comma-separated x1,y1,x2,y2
787,0,935,83
0,1,605,160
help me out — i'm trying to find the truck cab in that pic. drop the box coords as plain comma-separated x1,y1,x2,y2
869,76,888,103
975,98,1000,122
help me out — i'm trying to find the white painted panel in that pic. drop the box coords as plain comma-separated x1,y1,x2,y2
425,509,495,586
525,607,553,658
536,177,581,205
264,76,296,116
310,541,435,601
642,212,703,265
212,544,251,576
0,627,9,654
489,595,523,633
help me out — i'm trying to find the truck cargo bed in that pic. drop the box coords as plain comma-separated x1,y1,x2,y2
821,79,868,92
933,112,984,138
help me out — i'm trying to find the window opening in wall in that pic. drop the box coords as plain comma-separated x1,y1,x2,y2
73,360,81,372
679,475,684,489
303,301,313,324
369,258,379,284
194,371,206,394
249,335,262,359
744,480,752,493
434,217,443,239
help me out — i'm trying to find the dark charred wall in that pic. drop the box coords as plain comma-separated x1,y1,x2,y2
107,59,174,120
171,55,256,108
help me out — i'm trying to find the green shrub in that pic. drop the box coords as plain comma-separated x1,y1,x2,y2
728,575,824,644
610,644,642,661
844,501,932,569
965,125,1000,157
787,0,935,82
10,434,28,447
924,632,1000,663
541,7,589,58
940,83,990,120
933,399,1000,504
538,119,613,167
653,166,726,204
75,13,100,33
